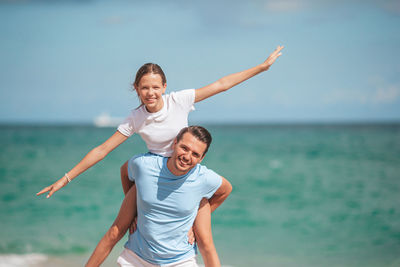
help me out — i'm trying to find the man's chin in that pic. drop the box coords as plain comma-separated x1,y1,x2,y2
176,163,191,173
177,166,188,172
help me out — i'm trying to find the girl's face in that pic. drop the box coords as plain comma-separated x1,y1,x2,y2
135,73,167,113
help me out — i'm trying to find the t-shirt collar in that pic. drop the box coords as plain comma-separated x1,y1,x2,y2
161,157,196,179
144,95,167,123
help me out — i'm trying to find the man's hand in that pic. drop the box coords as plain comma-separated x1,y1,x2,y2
187,226,195,245
129,217,138,235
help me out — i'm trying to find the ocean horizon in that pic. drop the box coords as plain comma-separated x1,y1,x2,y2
1,119,400,126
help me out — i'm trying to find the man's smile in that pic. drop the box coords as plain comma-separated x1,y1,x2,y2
178,157,190,168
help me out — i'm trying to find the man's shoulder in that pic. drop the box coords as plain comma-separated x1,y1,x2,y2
193,164,219,179
191,164,222,197
131,152,164,167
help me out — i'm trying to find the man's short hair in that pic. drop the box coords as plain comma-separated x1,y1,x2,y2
176,126,212,156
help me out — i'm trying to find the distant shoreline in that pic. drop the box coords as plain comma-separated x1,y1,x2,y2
0,121,400,128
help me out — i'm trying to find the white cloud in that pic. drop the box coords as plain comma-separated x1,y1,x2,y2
323,89,366,104
102,16,124,25
261,0,400,15
323,84,400,105
373,85,400,104
377,0,400,15
263,0,304,12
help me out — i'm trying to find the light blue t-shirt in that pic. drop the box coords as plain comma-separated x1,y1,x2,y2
125,153,222,265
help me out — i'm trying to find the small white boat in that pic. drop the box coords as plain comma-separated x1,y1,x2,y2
93,112,122,127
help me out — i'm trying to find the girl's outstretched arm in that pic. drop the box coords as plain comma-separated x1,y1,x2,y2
195,45,283,103
37,131,128,198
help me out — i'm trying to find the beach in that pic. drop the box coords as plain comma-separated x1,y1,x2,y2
1,124,400,267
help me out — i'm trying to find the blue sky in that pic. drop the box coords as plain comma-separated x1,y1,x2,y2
0,0,399,123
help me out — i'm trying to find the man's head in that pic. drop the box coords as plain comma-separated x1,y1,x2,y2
168,126,212,176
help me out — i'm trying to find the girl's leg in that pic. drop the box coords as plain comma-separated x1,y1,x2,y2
121,160,137,233
193,198,220,267
121,160,134,195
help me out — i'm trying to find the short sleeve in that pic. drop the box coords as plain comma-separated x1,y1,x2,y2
117,110,136,137
127,154,144,182
170,89,195,112
201,167,223,199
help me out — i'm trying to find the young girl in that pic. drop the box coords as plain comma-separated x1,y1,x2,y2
37,45,283,266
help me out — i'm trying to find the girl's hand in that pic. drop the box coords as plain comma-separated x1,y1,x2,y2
261,45,284,71
36,132,128,199
36,176,68,198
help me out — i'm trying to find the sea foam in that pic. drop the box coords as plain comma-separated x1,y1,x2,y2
0,253,47,267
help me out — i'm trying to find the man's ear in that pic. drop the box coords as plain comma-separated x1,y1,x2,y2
162,83,167,94
172,138,177,149
198,153,206,163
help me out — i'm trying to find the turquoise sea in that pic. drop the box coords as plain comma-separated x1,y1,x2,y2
0,124,399,267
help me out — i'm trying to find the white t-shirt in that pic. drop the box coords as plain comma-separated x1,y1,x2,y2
117,89,195,157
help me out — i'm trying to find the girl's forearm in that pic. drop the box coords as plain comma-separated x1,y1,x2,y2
37,146,108,198
198,64,267,102
195,46,283,103
66,146,108,181
217,64,266,92
37,131,128,198
67,131,128,182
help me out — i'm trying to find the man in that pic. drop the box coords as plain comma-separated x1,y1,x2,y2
86,126,232,267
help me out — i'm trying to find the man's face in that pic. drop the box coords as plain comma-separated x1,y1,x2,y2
168,132,207,176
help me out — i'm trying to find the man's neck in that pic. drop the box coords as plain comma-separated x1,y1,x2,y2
166,157,189,176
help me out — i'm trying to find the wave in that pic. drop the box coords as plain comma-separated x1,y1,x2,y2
0,254,47,267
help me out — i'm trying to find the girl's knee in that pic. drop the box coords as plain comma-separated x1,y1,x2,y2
120,161,129,175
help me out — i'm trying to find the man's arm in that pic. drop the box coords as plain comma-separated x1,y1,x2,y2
192,176,232,267
193,199,219,267
86,186,137,267
209,176,232,213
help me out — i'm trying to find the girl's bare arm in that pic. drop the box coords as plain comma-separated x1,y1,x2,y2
195,46,283,103
37,131,128,198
